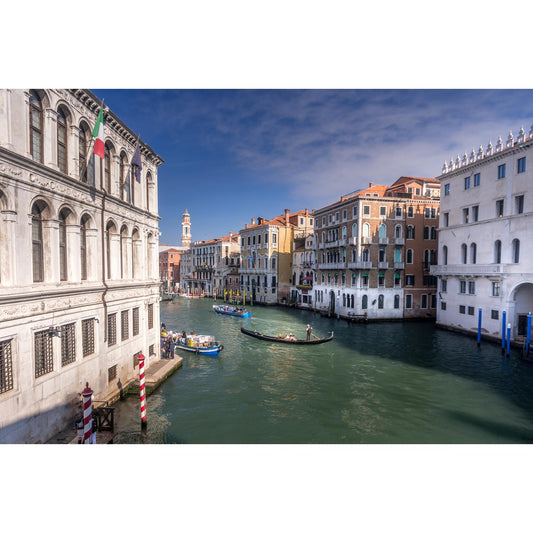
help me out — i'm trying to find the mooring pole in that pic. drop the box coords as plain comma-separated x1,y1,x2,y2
139,353,147,429
82,383,94,444
477,308,482,347
506,323,511,357
527,313,532,355
501,311,506,353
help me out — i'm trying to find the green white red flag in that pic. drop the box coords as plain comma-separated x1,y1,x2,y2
91,108,105,159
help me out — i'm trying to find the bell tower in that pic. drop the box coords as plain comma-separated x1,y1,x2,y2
181,208,191,248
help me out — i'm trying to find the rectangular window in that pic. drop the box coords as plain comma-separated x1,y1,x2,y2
441,279,447,292
468,306,475,316
441,302,447,311
35,329,53,378
498,163,506,179
121,310,129,341
133,307,140,336
363,205,370,216
515,195,524,214
443,212,449,227
148,304,154,329
405,275,415,286
462,208,469,224
518,157,526,173
0,339,14,394
322,216,326,226
491,310,499,320
459,305,466,314
82,318,95,357
60,323,76,367
460,280,466,294
352,206,358,217
431,294,437,308
492,281,500,297
468,281,476,294
149,344,155,356
395,206,402,218
108,364,117,382
407,206,414,218
421,294,428,309
380,206,387,216
472,205,479,222
496,199,504,218
464,176,471,189
474,173,481,187
107,313,117,346
405,294,413,309
444,183,450,196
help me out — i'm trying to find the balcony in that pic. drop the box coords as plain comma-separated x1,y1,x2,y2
378,261,389,269
361,236,372,245
349,236,357,246
317,262,346,270
325,240,339,249
318,242,325,249
394,237,405,245
347,261,373,269
394,262,405,269
338,238,347,247
378,237,389,245
430,264,507,276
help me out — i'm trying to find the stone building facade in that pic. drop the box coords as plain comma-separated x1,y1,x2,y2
312,178,440,320
0,89,163,443
432,125,533,343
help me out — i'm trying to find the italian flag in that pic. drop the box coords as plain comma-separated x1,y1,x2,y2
91,108,105,159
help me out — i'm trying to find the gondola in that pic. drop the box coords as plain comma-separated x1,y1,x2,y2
213,304,252,318
240,327,334,345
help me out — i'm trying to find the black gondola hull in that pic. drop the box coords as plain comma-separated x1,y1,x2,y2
240,327,334,345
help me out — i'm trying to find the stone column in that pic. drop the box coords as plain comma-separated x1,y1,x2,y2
66,224,81,282
0,210,17,286
111,154,121,197
69,124,80,180
44,108,58,171
86,227,99,281
43,218,59,283
132,235,143,280
110,232,121,280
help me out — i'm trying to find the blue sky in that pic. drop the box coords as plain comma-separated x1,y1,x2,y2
93,89,533,245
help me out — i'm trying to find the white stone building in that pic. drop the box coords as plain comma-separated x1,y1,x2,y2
0,89,163,443
432,125,533,344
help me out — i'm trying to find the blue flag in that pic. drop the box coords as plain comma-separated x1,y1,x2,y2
132,138,142,183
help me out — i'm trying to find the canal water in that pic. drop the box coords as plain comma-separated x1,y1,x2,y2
112,298,533,444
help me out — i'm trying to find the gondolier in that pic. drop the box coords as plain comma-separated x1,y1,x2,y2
306,324,312,341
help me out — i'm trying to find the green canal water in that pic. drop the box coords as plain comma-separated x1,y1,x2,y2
112,298,533,444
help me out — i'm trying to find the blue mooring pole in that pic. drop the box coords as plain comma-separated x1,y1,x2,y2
526,313,532,355
477,308,482,346
501,310,506,353
506,323,511,357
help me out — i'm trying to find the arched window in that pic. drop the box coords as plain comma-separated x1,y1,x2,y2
395,225,402,238
105,221,116,279
379,248,386,262
79,122,95,183
494,240,501,264
407,225,415,239
470,243,477,264
362,247,370,261
32,203,44,282
362,295,368,309
146,171,152,212
352,222,358,238
57,107,68,174
80,214,90,280
120,152,128,202
406,249,413,264
105,141,114,192
29,90,43,163
394,248,402,263
394,294,400,309
461,243,467,264
442,245,448,265
362,223,370,238
431,226,437,240
379,224,386,238
342,226,347,238
512,239,520,263
378,294,384,309
59,209,69,281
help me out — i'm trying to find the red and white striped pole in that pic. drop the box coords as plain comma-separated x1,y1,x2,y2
139,353,147,428
82,383,93,444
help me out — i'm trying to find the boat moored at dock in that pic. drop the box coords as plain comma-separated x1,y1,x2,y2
213,304,252,318
175,334,224,355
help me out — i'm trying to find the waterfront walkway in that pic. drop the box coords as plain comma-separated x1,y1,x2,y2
47,355,183,444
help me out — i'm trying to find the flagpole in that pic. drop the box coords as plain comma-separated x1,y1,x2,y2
82,98,105,178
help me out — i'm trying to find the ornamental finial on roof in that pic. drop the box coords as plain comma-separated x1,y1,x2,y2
529,123,533,138
469,148,476,163
449,158,454,170
477,145,484,160
442,161,448,174
506,130,514,148
518,126,526,143
462,152,468,166
455,154,461,168
486,140,493,156
496,136,503,152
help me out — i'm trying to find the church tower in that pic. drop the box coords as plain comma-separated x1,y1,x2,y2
181,208,191,248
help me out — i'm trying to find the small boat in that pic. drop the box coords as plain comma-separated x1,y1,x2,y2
240,327,334,345
175,334,224,355
213,304,252,318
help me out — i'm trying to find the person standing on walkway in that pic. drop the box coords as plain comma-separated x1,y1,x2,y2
306,324,312,341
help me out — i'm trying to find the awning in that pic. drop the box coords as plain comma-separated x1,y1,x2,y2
302,275,313,281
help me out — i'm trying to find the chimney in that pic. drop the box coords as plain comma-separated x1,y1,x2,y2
305,208,309,216
285,208,290,227
369,182,373,188
245,223,248,229
251,217,256,225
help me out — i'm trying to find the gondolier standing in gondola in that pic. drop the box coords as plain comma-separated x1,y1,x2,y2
306,324,312,341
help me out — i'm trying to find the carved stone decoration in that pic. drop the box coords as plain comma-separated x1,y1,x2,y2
477,145,484,160
469,149,476,163
495,136,503,152
442,161,448,174
0,163,23,178
529,123,533,139
462,152,468,166
506,130,514,148
449,158,454,171
517,126,525,143
486,140,493,156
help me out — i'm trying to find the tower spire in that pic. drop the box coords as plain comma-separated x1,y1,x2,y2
181,208,191,248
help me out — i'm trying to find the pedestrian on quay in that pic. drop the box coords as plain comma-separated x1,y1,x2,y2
306,324,312,341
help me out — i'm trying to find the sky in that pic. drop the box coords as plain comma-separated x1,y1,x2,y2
92,88,533,245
